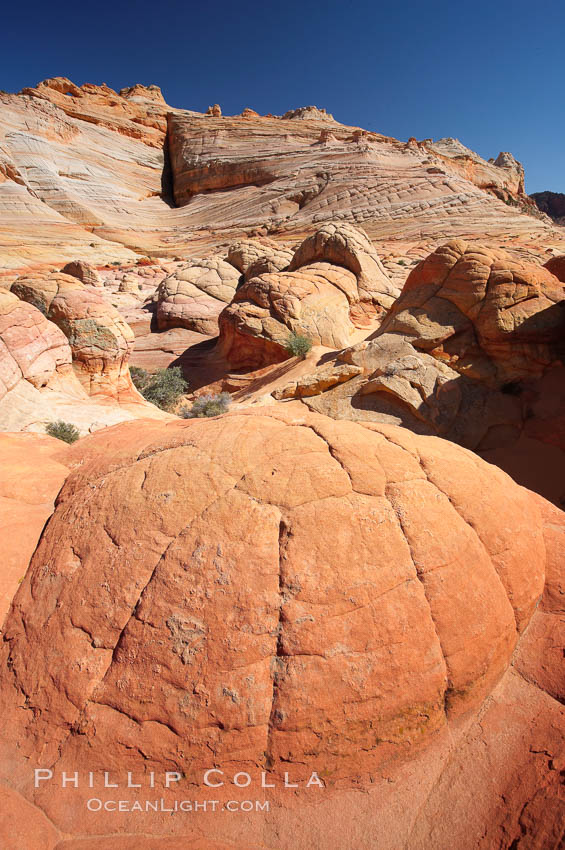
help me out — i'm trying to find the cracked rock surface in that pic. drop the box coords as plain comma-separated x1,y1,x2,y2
0,407,562,847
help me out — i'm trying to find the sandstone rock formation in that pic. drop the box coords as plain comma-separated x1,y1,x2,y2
156,257,240,334
11,271,137,399
0,407,561,849
61,259,103,287
0,432,70,627
0,280,167,433
11,270,83,314
218,263,363,368
21,77,170,145
1,78,564,278
1,75,565,849
0,288,74,400
268,241,565,505
426,138,525,198
165,108,564,265
226,237,294,280
544,254,565,282
218,224,397,369
378,239,565,384
288,222,398,309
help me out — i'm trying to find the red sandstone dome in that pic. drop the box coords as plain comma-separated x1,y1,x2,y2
0,407,562,848
0,409,547,769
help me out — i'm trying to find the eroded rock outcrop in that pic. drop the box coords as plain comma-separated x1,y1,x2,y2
544,254,565,282
11,271,137,399
288,222,399,309
156,257,240,335
378,239,565,384
61,259,103,287
0,288,75,400
218,224,397,369
274,241,565,504
218,262,363,368
226,238,294,280
0,284,167,433
427,138,526,198
0,407,561,848
1,80,564,275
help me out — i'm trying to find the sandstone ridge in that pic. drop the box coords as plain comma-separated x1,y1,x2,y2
1,77,564,276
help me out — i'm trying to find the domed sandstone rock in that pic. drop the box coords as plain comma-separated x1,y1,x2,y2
156,257,240,335
0,288,74,400
0,407,561,848
543,254,565,283
61,259,103,287
0,408,546,774
11,271,137,399
288,222,397,309
0,282,169,433
226,238,293,280
218,224,397,368
295,240,565,504
379,239,565,385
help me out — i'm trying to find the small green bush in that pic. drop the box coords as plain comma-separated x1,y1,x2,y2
284,331,312,359
130,366,188,410
181,392,231,418
46,420,80,444
398,259,407,266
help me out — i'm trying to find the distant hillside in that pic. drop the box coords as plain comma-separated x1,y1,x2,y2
531,190,565,225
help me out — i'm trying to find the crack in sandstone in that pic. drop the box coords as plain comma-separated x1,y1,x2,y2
50,446,293,771
264,515,289,770
415,451,521,634
361,425,522,631
383,484,451,720
13,411,544,783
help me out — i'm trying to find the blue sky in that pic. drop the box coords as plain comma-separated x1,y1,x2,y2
2,0,563,193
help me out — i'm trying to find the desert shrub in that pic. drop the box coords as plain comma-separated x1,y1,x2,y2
130,365,188,410
398,259,407,266
46,420,80,444
181,392,231,418
130,366,151,392
285,331,312,358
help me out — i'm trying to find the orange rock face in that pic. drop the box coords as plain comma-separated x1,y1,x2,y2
0,432,70,628
2,79,564,275
226,237,294,280
287,222,397,307
544,254,565,282
0,276,167,433
0,410,544,759
285,240,565,504
1,75,565,850
21,77,170,146
380,239,565,384
61,259,103,287
0,407,561,848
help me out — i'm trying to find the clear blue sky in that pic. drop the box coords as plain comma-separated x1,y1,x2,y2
2,0,563,193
